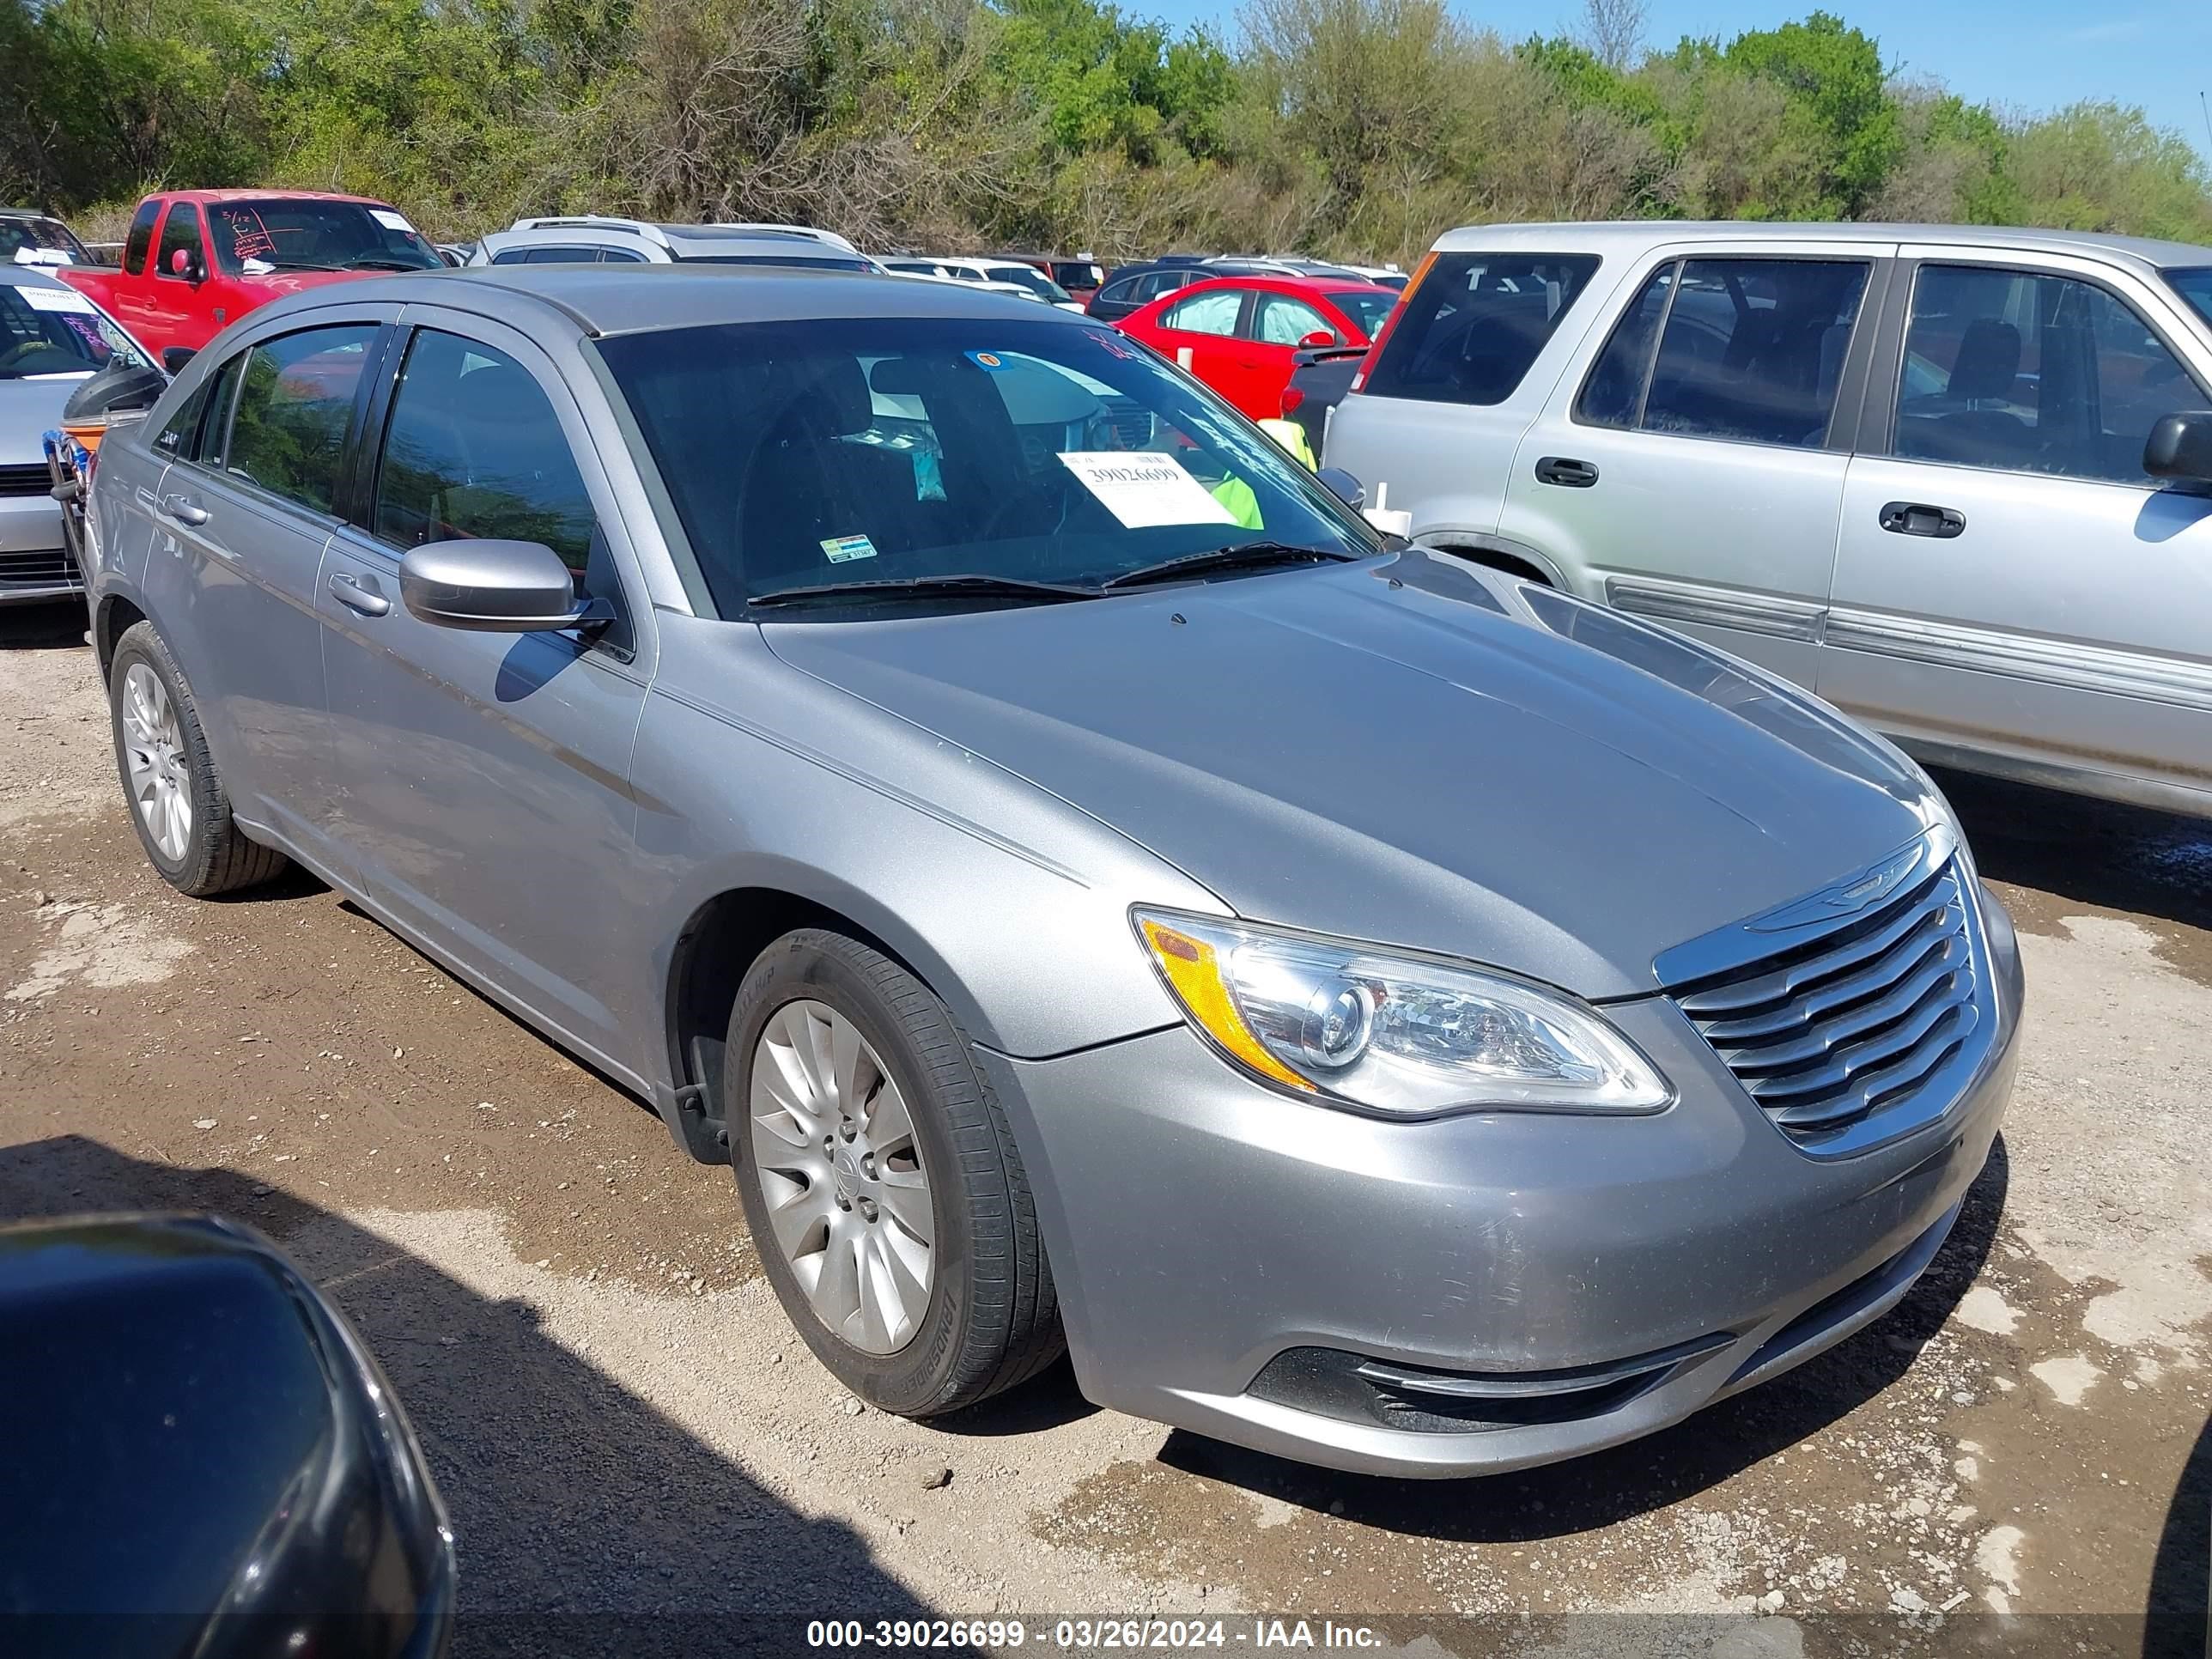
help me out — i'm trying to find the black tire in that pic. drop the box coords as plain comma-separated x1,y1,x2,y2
726,929,1063,1417
107,621,289,897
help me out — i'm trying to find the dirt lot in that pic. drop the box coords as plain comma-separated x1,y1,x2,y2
2,599,2206,1656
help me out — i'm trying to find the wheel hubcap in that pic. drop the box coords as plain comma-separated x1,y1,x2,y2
749,1000,935,1354
120,662,191,863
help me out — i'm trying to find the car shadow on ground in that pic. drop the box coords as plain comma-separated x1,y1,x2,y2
0,1133,964,1658
0,599,89,650
1934,766,2211,937
2147,1409,2210,1659
1154,1134,2009,1543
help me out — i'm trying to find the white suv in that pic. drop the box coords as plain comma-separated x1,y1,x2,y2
470,218,877,271
1325,221,2212,819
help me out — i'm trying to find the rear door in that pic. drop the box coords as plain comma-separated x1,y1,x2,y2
1497,241,1891,684
1821,246,2212,800
138,310,395,866
1237,290,1336,421
1148,286,1251,407
315,311,655,1074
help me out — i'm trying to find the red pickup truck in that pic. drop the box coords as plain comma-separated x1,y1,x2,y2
59,190,441,360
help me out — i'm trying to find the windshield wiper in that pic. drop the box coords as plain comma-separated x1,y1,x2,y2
347,256,428,271
1101,541,1358,592
746,574,1103,610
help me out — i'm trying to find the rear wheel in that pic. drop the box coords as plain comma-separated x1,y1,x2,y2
107,622,289,897
726,929,1062,1416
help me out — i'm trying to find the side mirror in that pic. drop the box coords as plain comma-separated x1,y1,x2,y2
1316,465,1365,510
1298,329,1340,349
0,1215,454,1650
161,345,197,375
400,538,600,631
167,246,201,283
2143,410,2212,486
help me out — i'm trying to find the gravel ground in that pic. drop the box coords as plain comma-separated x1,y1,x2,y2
2,599,2205,1658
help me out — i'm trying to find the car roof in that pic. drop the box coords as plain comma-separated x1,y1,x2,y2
1144,273,1390,301
246,265,1098,337
0,264,72,288
1431,219,2212,274
159,189,395,208
1,207,70,221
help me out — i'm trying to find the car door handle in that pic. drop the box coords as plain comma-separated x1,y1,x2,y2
158,494,210,527
1534,456,1600,488
328,571,391,617
1879,501,1966,538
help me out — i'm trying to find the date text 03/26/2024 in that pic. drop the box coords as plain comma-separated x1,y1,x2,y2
805,1619,1385,1650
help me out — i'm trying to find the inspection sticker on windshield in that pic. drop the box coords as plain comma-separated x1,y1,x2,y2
1057,452,1236,529
19,284,94,314
965,350,1008,371
820,533,878,563
369,209,417,233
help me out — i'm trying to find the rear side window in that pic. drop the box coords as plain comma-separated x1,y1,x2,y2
1579,257,1869,448
222,324,378,513
1363,252,1600,405
371,329,598,574
1162,289,1243,336
123,202,161,275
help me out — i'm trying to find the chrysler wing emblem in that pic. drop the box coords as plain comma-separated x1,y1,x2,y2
1747,840,1932,933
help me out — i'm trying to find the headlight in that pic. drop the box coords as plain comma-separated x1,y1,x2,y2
1133,909,1672,1118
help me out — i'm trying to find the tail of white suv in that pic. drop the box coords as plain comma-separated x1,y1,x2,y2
1325,222,2212,820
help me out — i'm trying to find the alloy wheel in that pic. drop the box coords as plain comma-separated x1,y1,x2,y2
749,999,935,1354
120,662,191,863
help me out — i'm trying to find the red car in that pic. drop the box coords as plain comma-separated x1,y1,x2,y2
59,190,441,360
1113,274,1398,421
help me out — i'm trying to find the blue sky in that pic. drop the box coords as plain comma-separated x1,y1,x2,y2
1145,0,2212,166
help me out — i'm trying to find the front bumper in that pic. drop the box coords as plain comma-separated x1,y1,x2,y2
0,490,81,607
975,884,2022,1478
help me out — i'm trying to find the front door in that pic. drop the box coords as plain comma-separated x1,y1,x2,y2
138,315,389,867
316,314,654,1077
145,204,211,354
1821,249,2212,800
1498,245,1891,685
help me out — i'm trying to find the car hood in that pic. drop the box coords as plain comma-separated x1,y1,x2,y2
0,377,81,464
762,551,1943,998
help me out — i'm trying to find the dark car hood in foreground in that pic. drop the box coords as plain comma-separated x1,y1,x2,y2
763,552,1941,998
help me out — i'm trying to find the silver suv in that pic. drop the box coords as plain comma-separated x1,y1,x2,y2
1326,222,2212,819
469,216,876,271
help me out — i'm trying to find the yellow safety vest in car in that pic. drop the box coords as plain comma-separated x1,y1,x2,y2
1257,418,1317,470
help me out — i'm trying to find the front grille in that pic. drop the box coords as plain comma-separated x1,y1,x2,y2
1670,860,1981,1150
0,550,78,587
0,462,52,496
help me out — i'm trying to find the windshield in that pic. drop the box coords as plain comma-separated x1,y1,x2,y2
2169,269,2212,331
1332,289,1398,340
206,199,441,273
598,315,1379,616
0,280,152,380
0,216,92,265
985,264,1073,304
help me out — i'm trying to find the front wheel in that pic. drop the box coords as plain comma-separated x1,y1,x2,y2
726,929,1062,1416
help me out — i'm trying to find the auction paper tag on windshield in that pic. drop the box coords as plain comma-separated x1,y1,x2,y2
20,284,94,313
1057,452,1236,529
820,533,878,563
370,209,416,233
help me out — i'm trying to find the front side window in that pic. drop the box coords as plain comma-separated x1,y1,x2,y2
1161,289,1243,337
0,283,152,380
1581,257,1869,448
1362,252,1601,407
1897,264,2207,484
1253,294,1331,346
123,202,161,275
206,199,440,275
597,316,1377,616
222,325,378,513
156,207,206,283
371,329,598,574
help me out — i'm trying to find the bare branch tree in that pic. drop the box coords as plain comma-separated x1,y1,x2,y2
1577,0,1645,70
